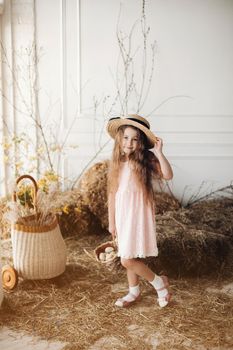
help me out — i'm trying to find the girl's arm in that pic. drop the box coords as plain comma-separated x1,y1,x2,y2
153,137,173,180
108,191,117,239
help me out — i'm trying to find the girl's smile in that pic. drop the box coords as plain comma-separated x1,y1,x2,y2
122,127,139,157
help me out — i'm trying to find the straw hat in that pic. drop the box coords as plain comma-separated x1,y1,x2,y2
107,114,157,149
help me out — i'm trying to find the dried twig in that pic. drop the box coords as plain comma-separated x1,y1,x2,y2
185,183,233,208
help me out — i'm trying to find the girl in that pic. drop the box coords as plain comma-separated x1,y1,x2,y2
107,114,173,308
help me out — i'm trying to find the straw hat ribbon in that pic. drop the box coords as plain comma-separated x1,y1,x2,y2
107,114,157,149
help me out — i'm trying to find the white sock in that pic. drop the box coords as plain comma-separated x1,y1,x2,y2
129,285,140,297
119,285,140,302
150,275,168,299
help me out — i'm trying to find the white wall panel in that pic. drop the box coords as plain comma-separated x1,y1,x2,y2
170,157,233,201
35,0,61,123
1,0,233,201
0,0,37,194
80,0,233,116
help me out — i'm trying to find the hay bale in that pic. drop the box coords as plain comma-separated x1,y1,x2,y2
183,199,233,242
79,160,180,229
79,160,109,229
154,191,180,214
145,213,233,277
58,190,104,237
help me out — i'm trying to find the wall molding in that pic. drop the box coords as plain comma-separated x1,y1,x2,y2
149,114,233,118
60,0,81,129
168,155,233,160
73,113,233,119
61,0,67,131
0,0,14,195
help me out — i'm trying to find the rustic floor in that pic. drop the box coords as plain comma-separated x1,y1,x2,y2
0,327,66,350
0,235,233,350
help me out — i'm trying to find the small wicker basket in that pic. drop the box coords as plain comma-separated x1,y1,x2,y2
10,175,67,281
94,240,121,271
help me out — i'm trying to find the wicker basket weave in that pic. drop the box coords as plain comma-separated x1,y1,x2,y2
94,240,121,271
11,175,67,280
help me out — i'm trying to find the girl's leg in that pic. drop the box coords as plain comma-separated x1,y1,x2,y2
127,269,139,287
114,264,140,307
121,258,171,308
121,258,154,281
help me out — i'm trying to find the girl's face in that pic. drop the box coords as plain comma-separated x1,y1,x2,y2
122,126,139,157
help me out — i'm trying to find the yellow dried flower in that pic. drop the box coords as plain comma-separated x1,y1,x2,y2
29,156,38,161
12,136,23,144
17,184,33,207
37,146,45,155
3,155,9,163
15,161,23,169
37,178,49,193
2,142,12,150
44,171,59,182
50,144,62,152
38,178,47,187
75,207,82,214
62,205,70,214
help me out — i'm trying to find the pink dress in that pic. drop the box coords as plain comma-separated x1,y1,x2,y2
115,161,158,258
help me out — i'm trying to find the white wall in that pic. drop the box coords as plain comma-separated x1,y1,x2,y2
1,0,233,201
0,0,37,195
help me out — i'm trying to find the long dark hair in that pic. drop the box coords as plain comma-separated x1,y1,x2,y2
108,125,162,204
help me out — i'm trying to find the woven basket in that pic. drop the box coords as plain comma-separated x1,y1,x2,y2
94,240,121,271
11,175,67,280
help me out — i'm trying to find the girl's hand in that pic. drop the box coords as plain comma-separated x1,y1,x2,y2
153,137,163,155
153,137,173,180
108,225,117,241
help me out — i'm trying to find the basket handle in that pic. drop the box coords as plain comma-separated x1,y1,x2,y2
13,174,38,214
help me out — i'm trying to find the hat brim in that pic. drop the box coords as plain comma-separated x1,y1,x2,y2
107,118,157,149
